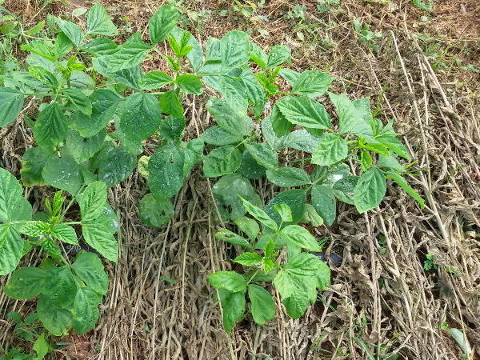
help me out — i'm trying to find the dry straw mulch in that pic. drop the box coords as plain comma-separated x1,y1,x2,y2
1,0,479,359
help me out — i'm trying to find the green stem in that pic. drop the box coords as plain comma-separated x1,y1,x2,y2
58,186,85,223
22,92,55,97
246,269,260,285
63,221,81,225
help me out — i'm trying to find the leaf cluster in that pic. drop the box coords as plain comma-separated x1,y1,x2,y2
208,199,330,331
0,3,425,339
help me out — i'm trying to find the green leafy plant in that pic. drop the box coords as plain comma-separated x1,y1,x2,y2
0,169,115,336
423,253,438,271
0,1,424,341
317,0,342,13
353,19,382,52
194,18,423,331
412,0,433,12
2,312,51,360
208,199,330,332
0,4,208,230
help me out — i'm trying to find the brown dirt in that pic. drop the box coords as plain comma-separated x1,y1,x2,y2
1,0,479,359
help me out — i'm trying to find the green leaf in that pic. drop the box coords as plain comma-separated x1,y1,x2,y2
279,225,321,251
103,33,151,73
270,105,294,138
233,252,262,266
292,70,332,98
375,135,410,160
202,126,244,146
55,33,74,58
69,89,120,138
248,284,275,325
33,333,49,360
63,88,92,115
274,253,322,299
215,68,248,102
240,68,266,116
81,221,117,262
28,65,58,88
25,20,45,36
64,130,105,164
0,225,24,276
244,142,278,170
220,31,250,69
57,19,83,47
20,221,50,237
267,45,291,68
385,170,425,208
311,185,336,226
50,224,78,245
97,204,119,234
238,150,266,179
446,328,473,357
282,292,310,319
72,251,109,295
233,217,259,241
329,93,372,136
206,97,253,136
86,3,118,36
240,198,278,231
160,116,185,141
71,287,101,334
215,228,252,248
139,193,174,227
159,90,184,117
265,190,306,225
77,181,107,222
41,237,62,259
212,174,261,219
171,27,203,70
266,167,311,187
119,93,161,143
20,147,53,186
0,168,32,223
275,96,331,130
218,289,245,333
272,270,296,299
4,267,48,299
37,297,73,336
203,146,242,178
92,58,142,89
301,204,324,227
148,145,186,199
312,163,351,186
279,68,301,85
37,267,78,335
140,71,173,90
311,133,348,166
208,271,247,292
42,156,83,195
316,260,331,290
282,129,322,153
354,168,386,213
81,38,118,56
332,175,358,204
176,74,203,95
273,203,293,223
95,146,136,187
249,42,268,69
33,104,68,150
148,4,179,44
378,154,406,172
70,70,95,90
